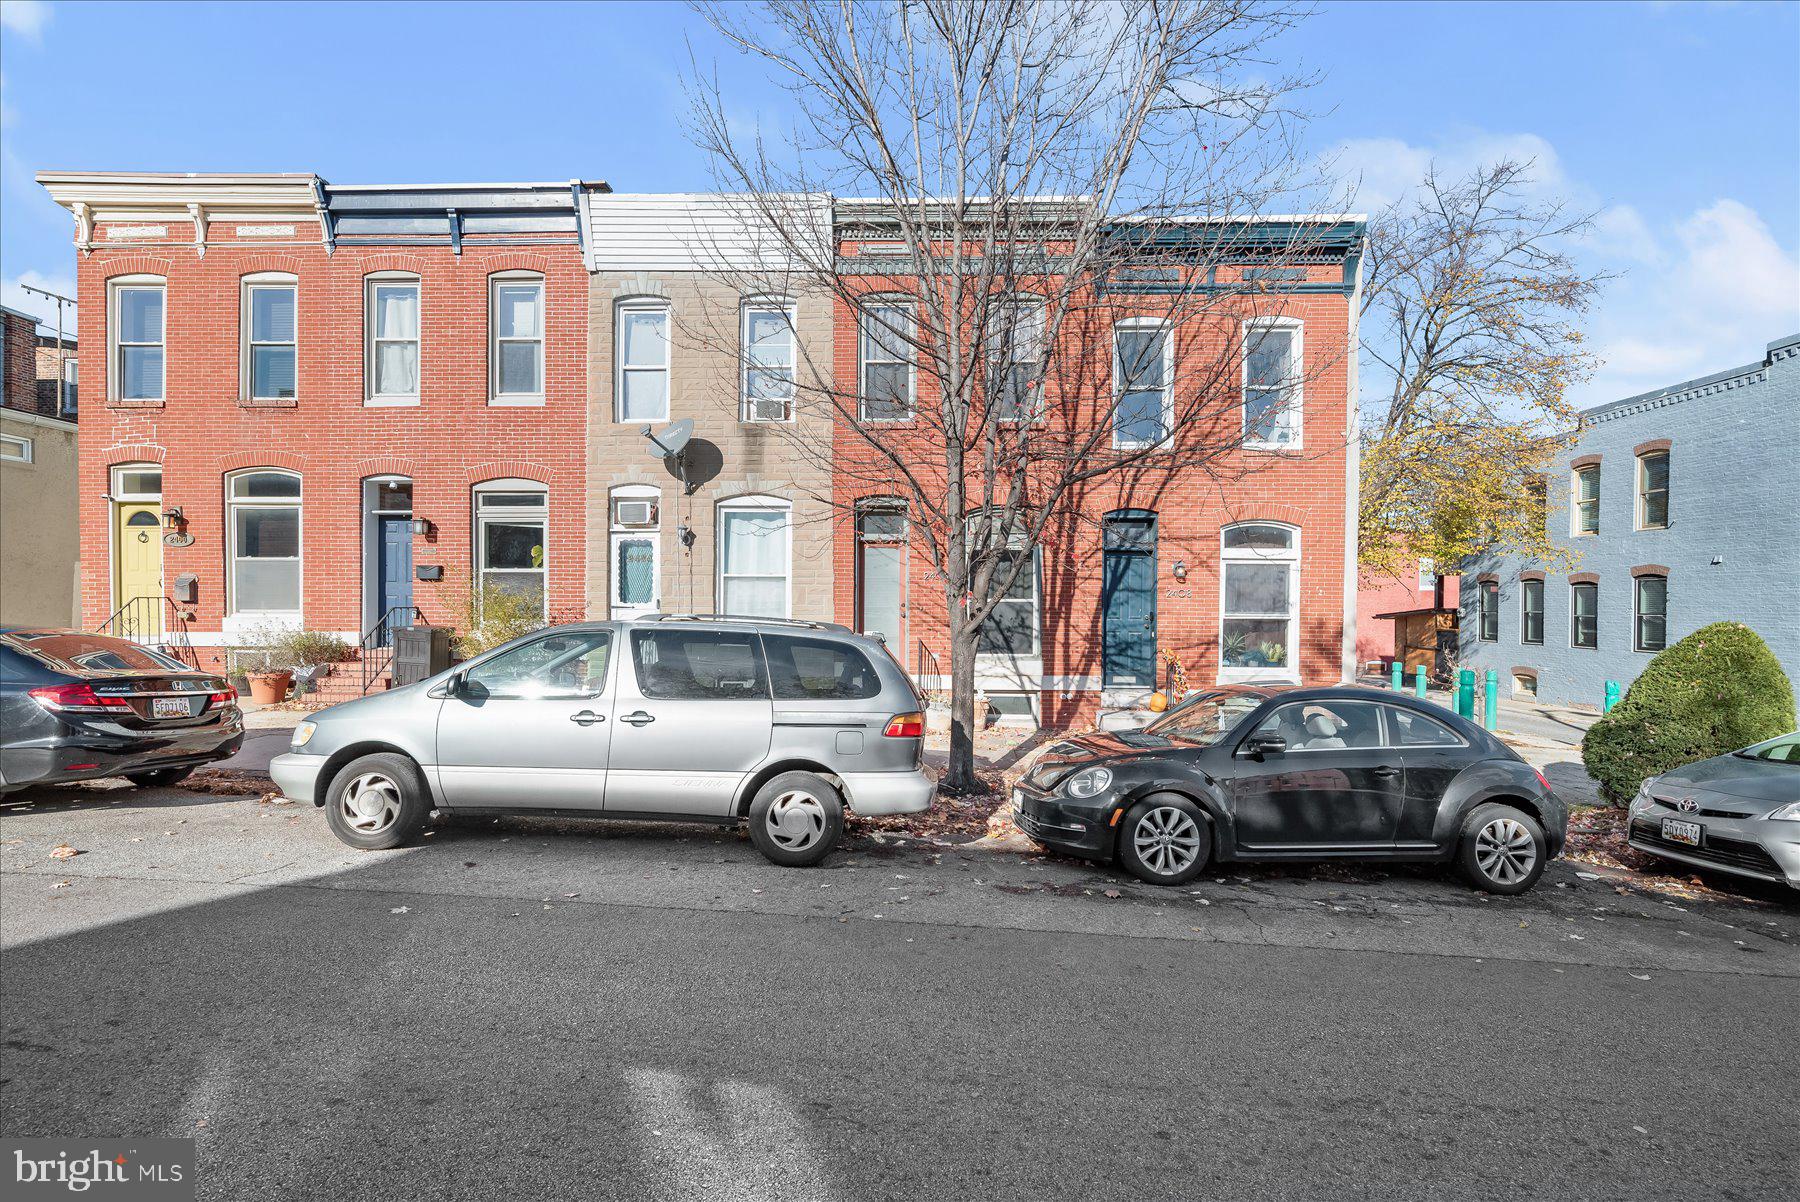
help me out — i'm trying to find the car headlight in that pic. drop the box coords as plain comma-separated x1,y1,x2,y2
291,721,317,749
1063,767,1114,799
1631,779,1656,810
1766,801,1800,822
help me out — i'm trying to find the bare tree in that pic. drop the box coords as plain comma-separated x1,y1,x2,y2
1358,159,1608,587
683,0,1341,790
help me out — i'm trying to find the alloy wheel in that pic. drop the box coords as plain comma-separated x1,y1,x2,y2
766,790,827,851
1133,806,1202,877
340,772,402,835
1474,817,1536,885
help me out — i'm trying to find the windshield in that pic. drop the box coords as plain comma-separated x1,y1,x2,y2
1737,733,1800,764
1143,690,1265,746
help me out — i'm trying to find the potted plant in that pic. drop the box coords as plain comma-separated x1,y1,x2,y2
236,625,354,705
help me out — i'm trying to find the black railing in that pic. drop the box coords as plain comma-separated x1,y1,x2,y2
914,639,942,697
360,606,425,693
95,595,199,669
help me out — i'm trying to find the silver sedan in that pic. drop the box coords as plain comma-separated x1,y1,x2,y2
1626,732,1800,890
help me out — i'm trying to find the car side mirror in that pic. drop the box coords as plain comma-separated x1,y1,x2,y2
1245,734,1287,758
432,672,466,699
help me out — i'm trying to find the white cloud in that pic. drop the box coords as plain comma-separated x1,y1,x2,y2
1327,129,1800,408
0,1,52,44
2,269,77,334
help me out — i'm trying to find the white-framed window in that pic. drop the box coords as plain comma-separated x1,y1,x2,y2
490,272,545,404
242,273,297,402
609,483,661,620
1571,465,1600,536
1,433,32,462
859,301,914,421
365,273,421,404
110,276,166,402
475,481,550,620
1637,451,1670,530
741,298,797,422
1220,522,1300,681
61,356,78,416
226,469,303,618
111,463,162,501
1635,575,1668,653
1417,557,1436,592
976,525,1040,657
1113,318,1171,448
616,300,670,422
1242,318,1302,449
718,495,791,618
991,297,1045,422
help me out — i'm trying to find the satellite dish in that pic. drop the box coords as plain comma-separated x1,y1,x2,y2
643,419,693,461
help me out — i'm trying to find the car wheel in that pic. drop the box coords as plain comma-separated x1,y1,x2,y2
323,753,429,851
746,771,844,868
1117,795,1211,886
1457,802,1547,895
125,766,194,789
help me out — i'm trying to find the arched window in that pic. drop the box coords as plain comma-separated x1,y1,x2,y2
226,469,303,617
717,495,791,618
1220,522,1299,680
365,272,421,404
474,479,549,620
109,274,166,402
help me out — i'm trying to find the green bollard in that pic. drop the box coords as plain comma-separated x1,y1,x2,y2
1457,669,1476,719
1414,664,1427,698
1484,670,1499,731
1390,660,1403,691
1604,680,1620,713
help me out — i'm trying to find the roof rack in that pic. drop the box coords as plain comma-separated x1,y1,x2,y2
637,613,855,634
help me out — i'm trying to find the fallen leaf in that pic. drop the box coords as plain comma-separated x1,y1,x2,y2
390,906,410,914
48,844,80,860
1103,888,1121,899
50,880,71,890
1630,973,1650,981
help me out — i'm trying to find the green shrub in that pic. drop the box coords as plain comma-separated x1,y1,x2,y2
233,624,355,672
1583,622,1796,803
451,589,546,660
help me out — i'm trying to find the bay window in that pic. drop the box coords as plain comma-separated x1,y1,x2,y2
1220,522,1299,679
227,470,302,617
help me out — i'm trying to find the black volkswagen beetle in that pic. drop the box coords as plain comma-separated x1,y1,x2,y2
1012,685,1566,894
0,628,243,796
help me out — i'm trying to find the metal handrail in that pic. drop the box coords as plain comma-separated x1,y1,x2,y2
95,595,199,670
359,605,425,693
915,639,942,692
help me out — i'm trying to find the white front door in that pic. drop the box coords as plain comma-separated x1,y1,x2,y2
610,532,660,619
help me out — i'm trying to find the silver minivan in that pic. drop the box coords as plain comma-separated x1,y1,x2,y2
270,615,934,866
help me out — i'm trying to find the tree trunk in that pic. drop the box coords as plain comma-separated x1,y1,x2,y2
943,614,980,794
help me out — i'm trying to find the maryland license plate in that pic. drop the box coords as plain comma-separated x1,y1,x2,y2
152,696,191,719
1012,788,1024,813
1661,817,1702,847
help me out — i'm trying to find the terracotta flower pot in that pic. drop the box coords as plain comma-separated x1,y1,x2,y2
247,670,294,706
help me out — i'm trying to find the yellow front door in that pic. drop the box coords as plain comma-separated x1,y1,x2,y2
115,503,163,638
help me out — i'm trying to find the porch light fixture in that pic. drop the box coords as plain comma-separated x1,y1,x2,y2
160,505,185,529
411,517,433,537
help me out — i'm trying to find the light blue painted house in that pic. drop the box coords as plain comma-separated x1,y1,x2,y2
1458,334,1800,709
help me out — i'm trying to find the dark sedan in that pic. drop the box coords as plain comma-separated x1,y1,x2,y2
1013,685,1566,894
0,628,243,795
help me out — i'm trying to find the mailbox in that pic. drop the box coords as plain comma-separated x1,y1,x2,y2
171,573,198,603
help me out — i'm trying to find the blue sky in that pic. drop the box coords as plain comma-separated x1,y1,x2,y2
2,0,1795,407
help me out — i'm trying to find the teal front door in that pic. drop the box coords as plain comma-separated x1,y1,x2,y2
1101,513,1157,687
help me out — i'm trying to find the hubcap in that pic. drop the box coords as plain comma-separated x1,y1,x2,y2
340,772,402,835
1133,806,1201,877
1475,817,1536,885
767,790,827,851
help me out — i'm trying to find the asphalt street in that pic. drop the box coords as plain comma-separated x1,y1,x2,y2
3,781,1796,1201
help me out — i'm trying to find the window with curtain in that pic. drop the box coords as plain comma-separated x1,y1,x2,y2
1220,523,1298,676
1243,321,1301,447
227,470,302,615
367,278,420,401
742,301,796,421
1114,321,1169,447
1478,581,1499,641
617,303,670,421
991,299,1044,422
491,276,544,400
1573,466,1600,535
1635,576,1667,652
859,303,914,421
1520,579,1544,645
476,486,548,618
718,501,790,617
245,280,296,400
1638,452,1670,529
114,282,165,401
1571,581,1598,648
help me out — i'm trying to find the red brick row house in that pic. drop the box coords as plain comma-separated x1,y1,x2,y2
40,171,1362,725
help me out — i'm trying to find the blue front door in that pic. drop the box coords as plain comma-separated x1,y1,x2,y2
377,516,414,644
1102,515,1157,687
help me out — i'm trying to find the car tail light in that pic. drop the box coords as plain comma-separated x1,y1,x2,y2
28,683,134,714
204,685,238,711
883,711,925,738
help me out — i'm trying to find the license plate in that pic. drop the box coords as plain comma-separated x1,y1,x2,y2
1012,788,1024,813
152,696,191,719
1661,817,1702,847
